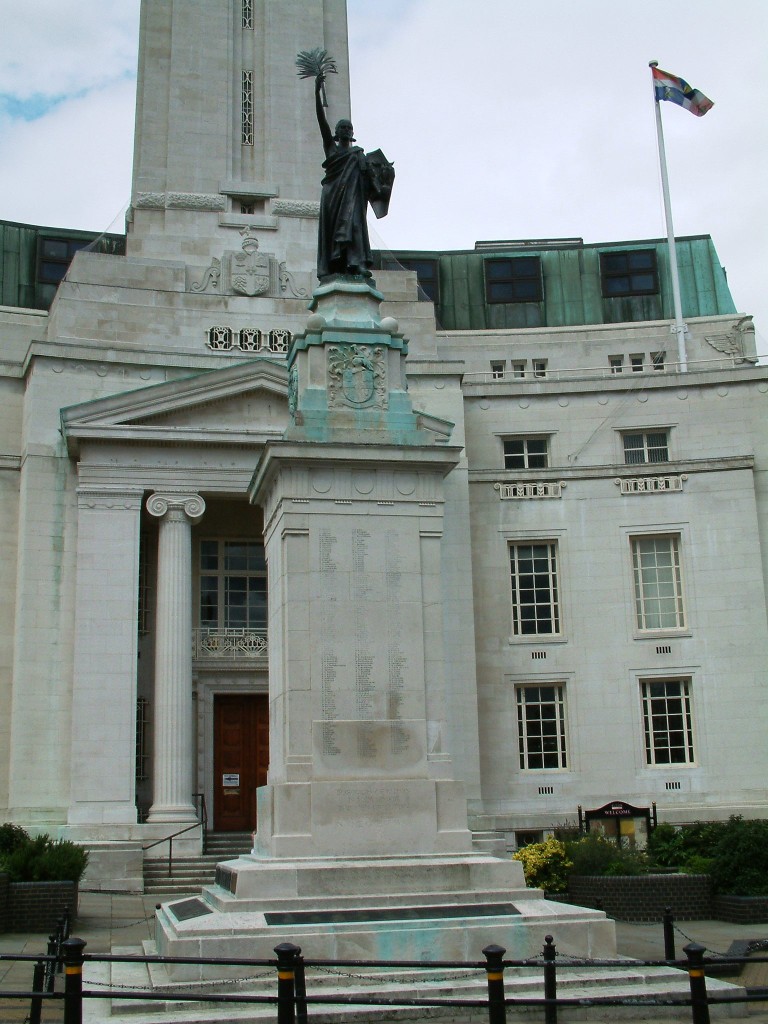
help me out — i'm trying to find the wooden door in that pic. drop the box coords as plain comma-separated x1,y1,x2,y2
213,694,269,831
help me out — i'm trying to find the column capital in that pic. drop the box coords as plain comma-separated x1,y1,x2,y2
146,492,206,522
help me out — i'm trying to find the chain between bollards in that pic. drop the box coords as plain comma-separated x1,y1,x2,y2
275,941,301,1024
543,934,558,1024
482,943,507,1024
62,936,86,1024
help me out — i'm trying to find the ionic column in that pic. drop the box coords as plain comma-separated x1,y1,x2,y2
146,492,205,823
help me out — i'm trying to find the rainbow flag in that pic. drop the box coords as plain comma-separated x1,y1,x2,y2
652,66,713,116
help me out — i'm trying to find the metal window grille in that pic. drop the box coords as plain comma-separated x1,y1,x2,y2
503,437,549,470
516,685,568,769
207,326,233,351
239,328,262,351
641,679,694,765
632,535,685,631
623,431,669,464
135,698,149,782
268,328,291,353
241,70,254,145
242,0,253,29
510,542,560,635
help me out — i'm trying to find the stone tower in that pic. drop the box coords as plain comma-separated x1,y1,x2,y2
127,0,350,273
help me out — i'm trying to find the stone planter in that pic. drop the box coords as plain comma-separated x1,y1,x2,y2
0,873,78,933
566,873,712,922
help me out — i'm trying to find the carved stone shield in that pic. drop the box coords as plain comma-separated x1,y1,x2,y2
328,344,386,409
227,249,270,296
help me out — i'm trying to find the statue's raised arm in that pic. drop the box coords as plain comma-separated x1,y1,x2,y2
297,48,395,281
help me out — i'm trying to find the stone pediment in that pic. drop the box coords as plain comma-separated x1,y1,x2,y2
62,359,289,455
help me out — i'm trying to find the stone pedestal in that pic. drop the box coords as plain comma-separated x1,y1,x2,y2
155,279,616,968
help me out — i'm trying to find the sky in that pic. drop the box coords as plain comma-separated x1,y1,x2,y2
0,0,765,353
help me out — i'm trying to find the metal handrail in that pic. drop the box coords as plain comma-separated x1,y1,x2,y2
195,792,209,855
142,795,206,877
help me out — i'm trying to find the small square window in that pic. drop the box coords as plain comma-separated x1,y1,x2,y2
609,356,624,373
485,257,543,304
533,359,547,378
630,354,644,372
652,351,666,371
503,437,549,470
511,361,526,378
623,431,669,465
601,250,659,297
490,361,505,379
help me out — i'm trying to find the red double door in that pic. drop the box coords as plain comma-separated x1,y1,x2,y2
213,694,269,831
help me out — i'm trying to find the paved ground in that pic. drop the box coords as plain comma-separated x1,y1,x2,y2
1,891,767,1021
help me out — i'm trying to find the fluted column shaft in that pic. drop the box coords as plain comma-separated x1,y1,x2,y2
146,493,205,823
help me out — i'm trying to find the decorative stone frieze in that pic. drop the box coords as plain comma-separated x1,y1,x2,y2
272,199,321,218
494,481,565,499
134,192,227,211
616,475,686,494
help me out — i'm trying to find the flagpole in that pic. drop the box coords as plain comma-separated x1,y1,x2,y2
649,61,688,373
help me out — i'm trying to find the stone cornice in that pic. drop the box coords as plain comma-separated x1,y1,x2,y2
249,441,463,507
67,424,284,454
469,455,754,484
77,462,259,495
462,364,768,398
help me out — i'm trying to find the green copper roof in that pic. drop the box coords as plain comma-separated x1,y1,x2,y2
375,235,737,330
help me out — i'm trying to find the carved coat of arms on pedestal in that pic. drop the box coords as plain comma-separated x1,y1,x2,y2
327,344,386,409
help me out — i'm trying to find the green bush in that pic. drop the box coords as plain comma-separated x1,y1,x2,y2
0,827,88,884
708,817,768,896
0,822,30,855
513,837,572,893
566,833,650,877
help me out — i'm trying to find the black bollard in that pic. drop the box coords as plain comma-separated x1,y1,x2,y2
482,943,507,1024
62,937,87,1024
294,950,308,1024
275,942,301,1024
29,959,45,1024
543,935,558,1024
663,906,676,961
684,942,711,1024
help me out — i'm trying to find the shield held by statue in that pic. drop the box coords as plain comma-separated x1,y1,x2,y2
366,149,395,220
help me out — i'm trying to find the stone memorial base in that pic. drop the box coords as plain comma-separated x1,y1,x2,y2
155,850,616,977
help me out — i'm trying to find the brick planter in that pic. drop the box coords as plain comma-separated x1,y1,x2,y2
0,875,77,933
712,894,768,924
567,873,711,922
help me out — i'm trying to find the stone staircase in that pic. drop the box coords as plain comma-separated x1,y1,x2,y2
143,832,252,896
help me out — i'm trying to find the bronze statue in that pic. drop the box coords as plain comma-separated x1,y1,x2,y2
297,49,394,281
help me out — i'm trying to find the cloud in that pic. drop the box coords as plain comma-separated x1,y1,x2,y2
0,78,136,232
0,0,139,99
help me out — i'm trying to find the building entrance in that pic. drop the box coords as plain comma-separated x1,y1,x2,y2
213,694,269,831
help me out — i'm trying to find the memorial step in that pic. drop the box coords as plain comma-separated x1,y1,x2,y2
91,945,750,1023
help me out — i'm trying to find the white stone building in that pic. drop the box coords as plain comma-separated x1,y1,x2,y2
0,0,765,888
